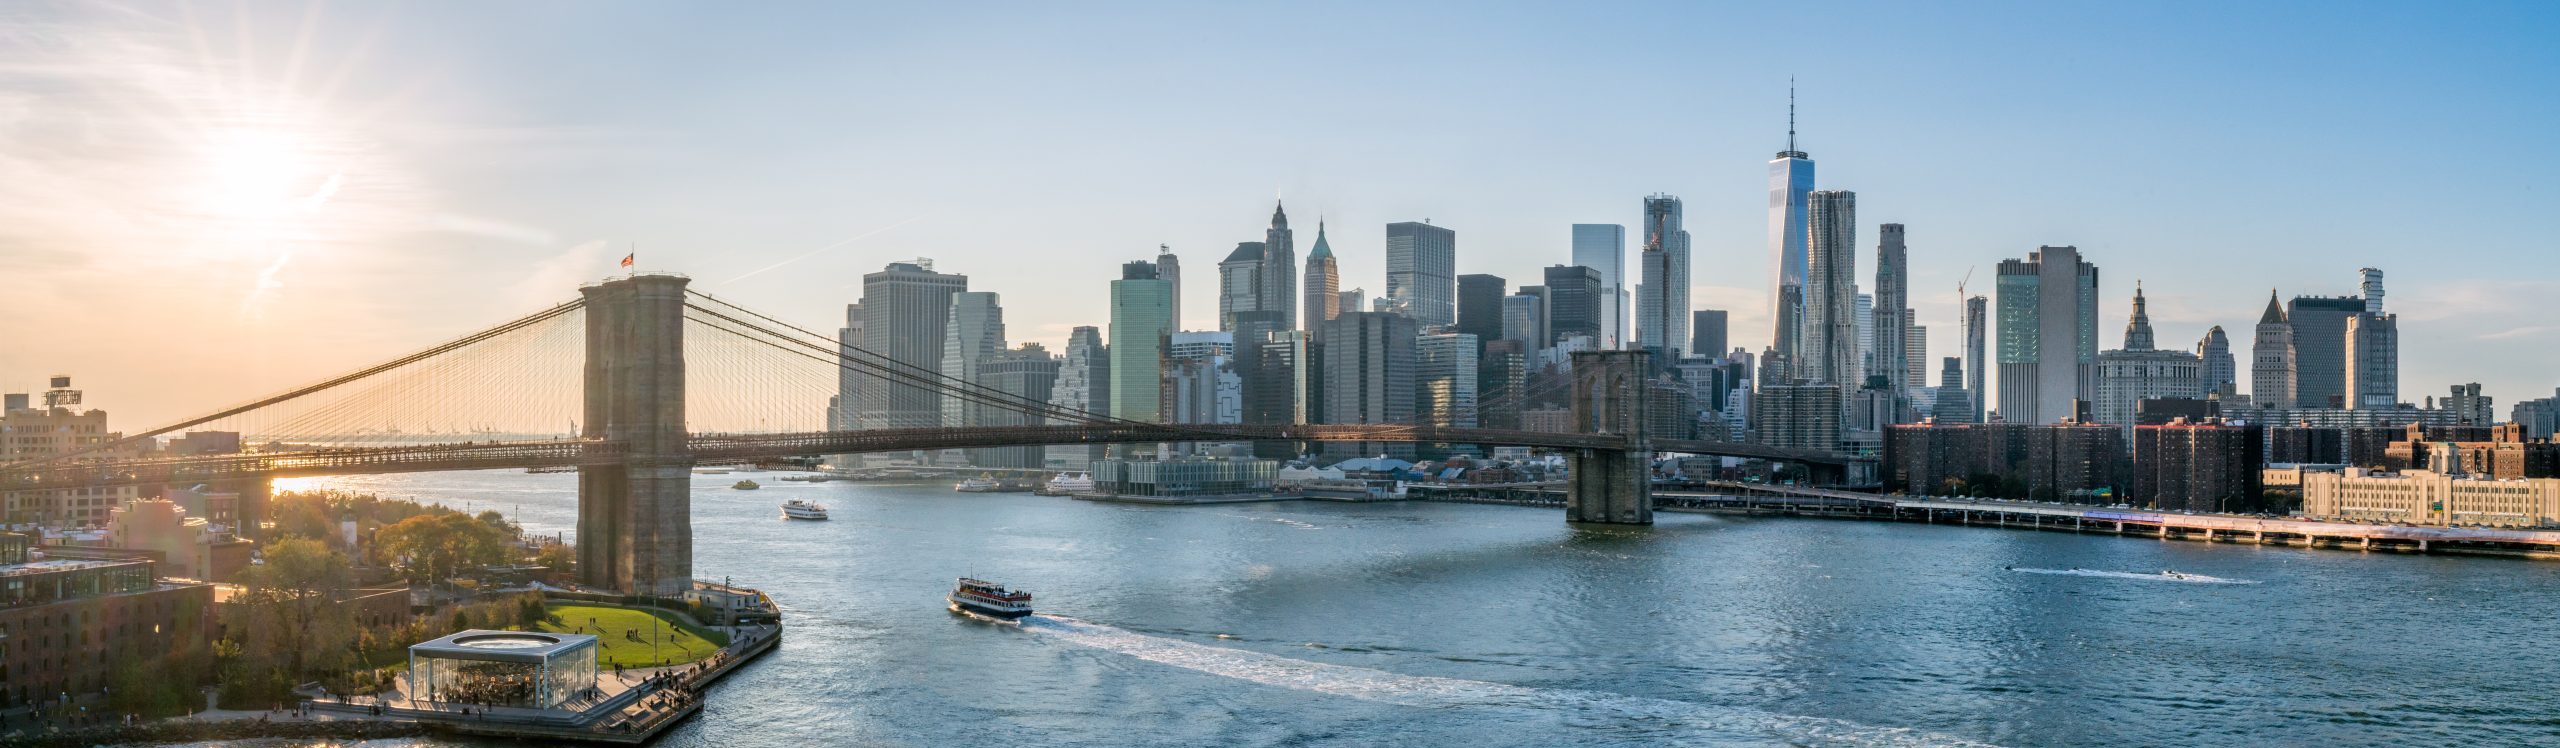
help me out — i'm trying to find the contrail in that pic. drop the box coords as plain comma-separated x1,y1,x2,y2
720,214,927,286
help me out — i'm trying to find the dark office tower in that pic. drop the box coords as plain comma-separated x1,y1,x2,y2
1964,294,1988,422
974,344,1061,468
1541,265,1605,343
855,259,968,430
2287,295,2366,409
1692,310,1728,362
2130,419,2265,513
1265,201,1298,331
1304,220,1340,327
1931,357,1975,423
1385,221,1458,327
1478,339,1528,430
1457,274,1506,356
1636,194,1692,357
1318,311,1419,462
1248,330,1314,458
1995,246,2099,425
1802,190,1859,386
1872,223,1909,399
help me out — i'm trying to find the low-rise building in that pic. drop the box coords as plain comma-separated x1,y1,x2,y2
1883,419,2126,502
0,533,215,709
2302,469,2560,528
1092,458,1278,497
106,498,255,581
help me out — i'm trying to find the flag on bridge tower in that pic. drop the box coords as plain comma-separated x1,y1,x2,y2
620,252,635,269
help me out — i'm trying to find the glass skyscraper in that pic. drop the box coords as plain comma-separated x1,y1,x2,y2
1110,261,1174,424
1637,195,1691,358
1385,222,1457,328
1994,246,2099,425
1768,115,1816,370
1569,224,1626,348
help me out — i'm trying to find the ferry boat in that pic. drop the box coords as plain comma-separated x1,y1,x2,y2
954,474,1001,493
1035,472,1095,496
734,479,761,490
947,578,1033,620
780,499,829,521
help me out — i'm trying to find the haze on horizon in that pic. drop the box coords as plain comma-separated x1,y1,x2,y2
0,0,2552,429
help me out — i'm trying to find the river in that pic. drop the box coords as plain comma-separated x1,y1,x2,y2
241,469,2560,746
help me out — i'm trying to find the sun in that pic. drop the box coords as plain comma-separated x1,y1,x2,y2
195,126,332,225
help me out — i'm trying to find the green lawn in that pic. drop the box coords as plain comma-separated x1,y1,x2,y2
534,604,731,669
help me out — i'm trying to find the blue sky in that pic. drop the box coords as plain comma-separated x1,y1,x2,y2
0,1,2553,425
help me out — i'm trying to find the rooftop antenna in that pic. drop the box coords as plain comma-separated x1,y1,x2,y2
1788,77,1797,153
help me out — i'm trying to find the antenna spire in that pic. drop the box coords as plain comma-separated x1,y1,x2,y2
1787,78,1797,153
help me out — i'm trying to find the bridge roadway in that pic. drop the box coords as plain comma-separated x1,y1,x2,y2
0,425,1857,492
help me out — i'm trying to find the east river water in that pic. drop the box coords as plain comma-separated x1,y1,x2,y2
232,469,2560,747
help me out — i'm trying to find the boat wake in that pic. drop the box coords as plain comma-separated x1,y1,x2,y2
2008,567,2258,585
1022,615,1999,747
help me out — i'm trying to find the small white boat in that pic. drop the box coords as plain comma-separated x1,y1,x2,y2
695,468,733,475
781,499,829,521
1035,472,1096,496
954,474,1001,493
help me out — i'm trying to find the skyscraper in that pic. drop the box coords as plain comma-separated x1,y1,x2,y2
1337,288,1365,319
975,343,1059,468
1904,324,1928,390
1964,295,1987,422
1416,332,1480,429
1802,190,1859,386
1045,326,1110,468
1570,224,1628,348
1502,292,1546,348
1691,310,1728,361
1385,222,1457,327
2287,295,2365,409
2346,312,2398,410
1542,265,1604,344
1995,246,2099,425
1217,242,1264,332
1319,311,1419,462
1264,202,1298,331
1456,274,1506,356
1768,88,1816,370
1110,261,1175,424
830,302,862,432
1635,195,1691,357
1303,221,1340,328
1931,357,1975,423
1156,244,1183,328
2251,291,2296,409
2094,284,2204,428
1873,223,1910,397
854,259,967,430
940,291,1006,428
2196,326,2237,398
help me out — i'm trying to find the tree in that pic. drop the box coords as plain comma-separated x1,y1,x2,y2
234,538,355,686
376,512,513,585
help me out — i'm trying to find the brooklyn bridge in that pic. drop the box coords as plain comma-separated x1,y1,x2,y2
0,274,1858,595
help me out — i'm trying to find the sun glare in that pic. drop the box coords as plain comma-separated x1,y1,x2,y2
197,127,328,224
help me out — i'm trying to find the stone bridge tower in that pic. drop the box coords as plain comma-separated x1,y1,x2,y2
578,274,694,596
1566,350,1652,524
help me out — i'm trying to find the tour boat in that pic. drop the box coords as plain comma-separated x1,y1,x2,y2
734,479,761,490
947,578,1033,620
781,499,829,521
954,474,1001,493
1036,472,1096,496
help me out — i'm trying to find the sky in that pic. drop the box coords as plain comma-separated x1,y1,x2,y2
0,0,2554,429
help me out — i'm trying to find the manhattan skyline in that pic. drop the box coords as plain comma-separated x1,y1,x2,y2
1,1,2554,427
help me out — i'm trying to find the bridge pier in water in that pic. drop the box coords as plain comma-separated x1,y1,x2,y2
1564,350,1652,525
577,274,694,597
